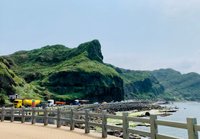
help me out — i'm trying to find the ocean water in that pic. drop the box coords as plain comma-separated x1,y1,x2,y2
136,102,200,139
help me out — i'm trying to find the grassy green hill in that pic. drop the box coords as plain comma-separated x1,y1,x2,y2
2,40,124,103
1,40,200,104
0,57,42,105
152,69,200,101
114,67,164,100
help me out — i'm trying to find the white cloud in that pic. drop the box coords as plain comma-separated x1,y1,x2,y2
172,50,200,73
117,0,200,16
157,0,200,17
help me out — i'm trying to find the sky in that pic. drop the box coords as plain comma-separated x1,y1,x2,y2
1,0,200,73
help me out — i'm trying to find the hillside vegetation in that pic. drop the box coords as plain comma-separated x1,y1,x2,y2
2,40,124,102
0,57,42,104
152,69,200,101
0,40,200,104
118,68,164,100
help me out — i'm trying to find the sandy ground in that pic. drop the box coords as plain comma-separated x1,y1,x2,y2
0,121,119,139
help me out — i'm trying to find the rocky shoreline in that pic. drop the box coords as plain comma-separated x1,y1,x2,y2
77,101,162,114
99,101,161,112
75,101,177,139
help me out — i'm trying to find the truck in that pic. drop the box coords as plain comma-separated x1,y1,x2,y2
55,101,66,105
47,99,55,107
14,99,41,108
47,99,66,107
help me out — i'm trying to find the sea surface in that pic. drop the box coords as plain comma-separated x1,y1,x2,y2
136,102,200,139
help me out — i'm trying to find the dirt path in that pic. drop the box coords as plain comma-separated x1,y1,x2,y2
0,121,119,139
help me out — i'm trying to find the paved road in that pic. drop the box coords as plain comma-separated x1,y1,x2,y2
0,121,119,139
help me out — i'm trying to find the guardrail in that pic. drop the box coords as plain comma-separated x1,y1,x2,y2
0,107,199,139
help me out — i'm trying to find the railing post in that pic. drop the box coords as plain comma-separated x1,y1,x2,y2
85,109,90,134
26,110,28,116
70,109,75,130
57,108,61,128
18,108,21,115
44,108,48,126
31,107,36,124
122,112,129,139
10,107,14,122
150,115,158,139
187,118,198,139
1,107,5,122
102,110,107,138
21,107,25,123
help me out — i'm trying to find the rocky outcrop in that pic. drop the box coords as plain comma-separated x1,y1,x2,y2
3,40,124,102
76,40,103,62
43,71,124,102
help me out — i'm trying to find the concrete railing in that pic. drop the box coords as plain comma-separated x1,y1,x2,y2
0,107,199,139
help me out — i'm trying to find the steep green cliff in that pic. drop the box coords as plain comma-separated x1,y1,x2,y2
3,40,124,102
115,68,164,100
